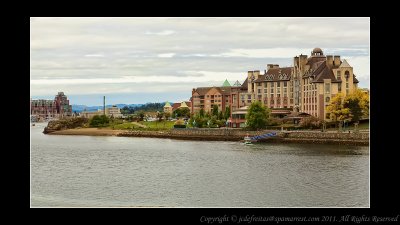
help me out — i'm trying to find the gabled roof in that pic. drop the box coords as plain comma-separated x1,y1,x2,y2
222,79,231,87
180,101,189,108
164,101,172,107
193,87,212,95
254,67,292,82
339,59,351,68
233,80,241,86
310,61,340,83
241,78,248,90
353,75,359,83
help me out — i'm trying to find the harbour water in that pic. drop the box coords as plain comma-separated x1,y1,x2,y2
31,123,369,207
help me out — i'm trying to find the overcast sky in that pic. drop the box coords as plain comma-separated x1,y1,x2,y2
30,17,369,106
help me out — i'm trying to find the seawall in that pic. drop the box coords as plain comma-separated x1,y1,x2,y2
117,129,369,146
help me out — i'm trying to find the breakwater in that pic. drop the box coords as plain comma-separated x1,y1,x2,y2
117,129,369,145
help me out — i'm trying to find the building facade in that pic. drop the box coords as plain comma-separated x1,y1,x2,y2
191,48,360,125
31,92,72,119
105,105,123,118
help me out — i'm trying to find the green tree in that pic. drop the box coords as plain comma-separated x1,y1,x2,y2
164,112,171,121
138,111,145,121
245,101,270,130
199,108,205,118
89,115,110,127
157,112,164,122
218,111,223,120
173,107,190,118
224,106,231,120
212,105,219,117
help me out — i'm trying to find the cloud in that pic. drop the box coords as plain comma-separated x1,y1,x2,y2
84,54,105,57
145,30,175,35
157,53,175,58
30,17,370,104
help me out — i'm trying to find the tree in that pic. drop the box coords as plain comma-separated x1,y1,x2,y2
212,105,219,117
138,111,145,121
326,93,351,124
199,108,205,118
224,106,231,120
245,101,270,130
157,112,164,122
164,112,171,121
218,111,223,120
173,107,190,118
89,115,110,127
344,89,369,122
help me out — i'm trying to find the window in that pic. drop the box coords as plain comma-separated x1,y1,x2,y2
284,81,287,87
277,82,280,87
336,71,341,80
257,83,261,86
248,95,252,99
325,97,330,102
271,94,274,98
325,83,330,94
258,89,261,93
338,84,342,92
326,113,330,119
264,88,267,93
271,82,274,87
277,94,281,98
271,88,274,93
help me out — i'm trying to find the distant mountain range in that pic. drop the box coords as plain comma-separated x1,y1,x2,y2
72,104,143,112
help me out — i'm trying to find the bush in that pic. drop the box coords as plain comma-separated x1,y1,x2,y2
299,116,322,129
89,115,110,127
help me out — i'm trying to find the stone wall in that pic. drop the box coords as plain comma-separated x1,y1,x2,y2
118,128,369,145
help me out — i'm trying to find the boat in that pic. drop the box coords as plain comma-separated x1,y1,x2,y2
244,136,253,145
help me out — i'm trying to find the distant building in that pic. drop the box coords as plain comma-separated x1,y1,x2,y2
163,101,172,114
106,105,123,118
54,92,72,117
31,92,72,119
81,109,103,119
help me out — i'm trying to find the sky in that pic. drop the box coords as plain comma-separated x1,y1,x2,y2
30,17,370,106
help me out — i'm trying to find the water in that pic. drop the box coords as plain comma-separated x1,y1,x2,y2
31,123,369,207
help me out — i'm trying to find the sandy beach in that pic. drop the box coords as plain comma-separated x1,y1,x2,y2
49,128,124,136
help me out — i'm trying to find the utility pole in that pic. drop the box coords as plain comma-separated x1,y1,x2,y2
103,96,105,116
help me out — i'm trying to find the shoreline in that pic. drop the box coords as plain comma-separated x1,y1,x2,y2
47,128,369,146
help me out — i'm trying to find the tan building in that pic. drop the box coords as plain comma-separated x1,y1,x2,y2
81,109,104,119
163,101,172,114
105,105,123,118
191,47,360,123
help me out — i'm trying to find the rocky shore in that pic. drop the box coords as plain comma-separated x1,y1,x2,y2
45,126,369,146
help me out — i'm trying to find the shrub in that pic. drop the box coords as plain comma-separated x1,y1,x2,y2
89,115,110,127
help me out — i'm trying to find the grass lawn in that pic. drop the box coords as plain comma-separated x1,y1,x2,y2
141,121,175,129
111,122,139,130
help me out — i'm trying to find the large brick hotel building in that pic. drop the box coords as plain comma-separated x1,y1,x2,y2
191,48,359,127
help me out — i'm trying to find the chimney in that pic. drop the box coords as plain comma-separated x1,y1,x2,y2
326,55,333,66
254,70,260,78
267,64,273,69
103,96,105,115
334,55,341,66
273,64,279,69
294,56,299,67
192,88,195,95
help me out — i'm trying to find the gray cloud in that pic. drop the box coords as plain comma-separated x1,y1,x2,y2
30,17,369,104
